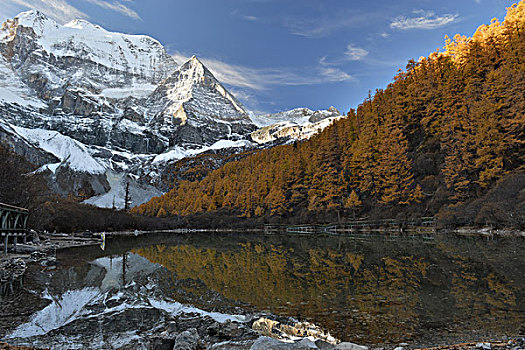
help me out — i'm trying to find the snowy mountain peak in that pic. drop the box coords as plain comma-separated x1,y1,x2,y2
187,55,207,70
155,55,248,116
1,11,178,86
178,56,208,79
15,10,51,25
145,56,255,147
12,10,59,36
172,55,218,87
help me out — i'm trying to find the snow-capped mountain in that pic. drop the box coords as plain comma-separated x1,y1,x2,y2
0,10,343,209
0,10,259,208
145,56,255,147
250,106,342,144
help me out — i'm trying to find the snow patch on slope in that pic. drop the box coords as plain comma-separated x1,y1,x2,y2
250,107,341,127
250,108,314,127
0,56,45,108
152,139,253,164
12,126,106,174
83,170,162,209
101,82,157,99
251,117,342,144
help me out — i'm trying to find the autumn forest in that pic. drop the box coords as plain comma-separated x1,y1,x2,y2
133,2,525,228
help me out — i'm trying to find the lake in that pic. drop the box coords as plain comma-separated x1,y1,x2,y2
2,231,524,349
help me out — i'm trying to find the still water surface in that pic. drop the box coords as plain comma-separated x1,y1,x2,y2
9,232,525,347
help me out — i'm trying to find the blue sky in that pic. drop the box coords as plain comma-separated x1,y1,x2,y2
0,0,517,115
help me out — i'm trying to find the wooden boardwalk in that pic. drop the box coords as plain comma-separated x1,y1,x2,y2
264,217,435,236
0,202,29,254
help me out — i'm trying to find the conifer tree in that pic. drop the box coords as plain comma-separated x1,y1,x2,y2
344,190,362,219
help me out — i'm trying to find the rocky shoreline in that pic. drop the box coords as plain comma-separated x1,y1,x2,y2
1,231,102,293
2,319,524,350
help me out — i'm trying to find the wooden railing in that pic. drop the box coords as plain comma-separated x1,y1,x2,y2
0,202,29,253
264,217,435,235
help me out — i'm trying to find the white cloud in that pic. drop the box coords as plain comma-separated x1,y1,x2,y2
344,44,368,61
391,10,458,30
172,52,354,91
83,0,141,20
318,43,368,67
230,9,259,22
7,0,88,23
284,12,369,38
319,67,353,82
265,66,354,86
2,0,141,23
319,56,331,66
229,88,257,105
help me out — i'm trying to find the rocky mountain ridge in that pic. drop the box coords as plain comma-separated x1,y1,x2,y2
250,106,342,144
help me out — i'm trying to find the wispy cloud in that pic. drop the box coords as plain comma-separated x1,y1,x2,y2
319,67,352,82
319,43,368,67
7,0,88,23
391,10,458,30
83,0,141,20
227,87,268,113
344,44,368,61
284,12,370,38
172,52,354,91
229,88,258,106
173,53,263,90
231,9,259,22
2,0,141,23
320,44,405,70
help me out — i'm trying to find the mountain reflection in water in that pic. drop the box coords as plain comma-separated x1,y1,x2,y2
131,233,524,345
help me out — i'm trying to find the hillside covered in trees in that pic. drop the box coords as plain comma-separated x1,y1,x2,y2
134,2,525,228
